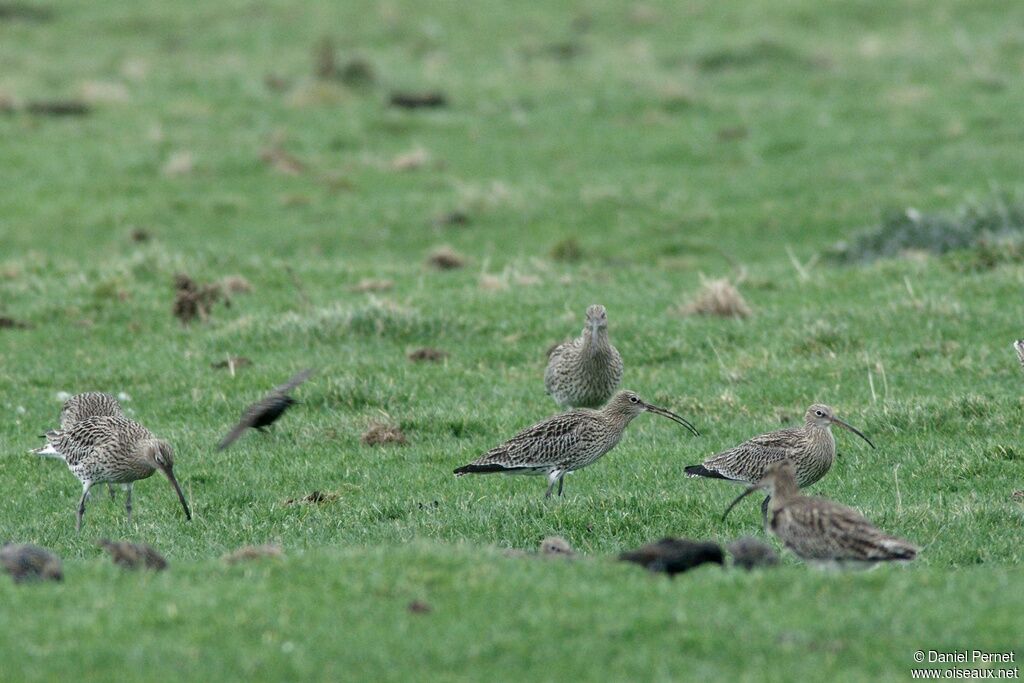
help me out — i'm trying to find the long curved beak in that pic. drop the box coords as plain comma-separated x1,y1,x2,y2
162,466,192,521
831,417,875,449
722,484,761,522
643,403,699,437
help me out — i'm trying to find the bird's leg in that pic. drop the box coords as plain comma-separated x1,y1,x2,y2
761,495,771,530
76,482,93,533
544,470,563,499
107,484,117,501
124,483,133,525
557,473,565,497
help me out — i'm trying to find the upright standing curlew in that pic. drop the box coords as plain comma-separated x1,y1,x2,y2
217,368,315,450
33,415,191,531
545,305,623,409
685,404,874,518
33,392,127,500
454,390,698,498
723,461,917,568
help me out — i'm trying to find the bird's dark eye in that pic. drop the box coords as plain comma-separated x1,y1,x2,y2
815,410,824,417
629,396,639,403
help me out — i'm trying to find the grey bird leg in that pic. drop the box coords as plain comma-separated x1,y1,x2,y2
557,475,565,497
124,484,133,525
545,470,563,499
761,495,771,529
107,484,117,501
76,482,93,532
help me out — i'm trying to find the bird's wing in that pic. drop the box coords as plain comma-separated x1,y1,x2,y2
270,368,315,396
217,405,259,451
471,412,601,469
702,427,803,481
777,497,915,561
55,416,135,466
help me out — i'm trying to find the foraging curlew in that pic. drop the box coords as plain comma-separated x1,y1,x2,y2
33,415,191,531
619,538,724,576
1,543,63,583
33,392,128,500
454,390,698,498
685,404,874,518
217,368,314,450
545,304,624,409
723,461,917,568
98,539,168,571
727,536,779,570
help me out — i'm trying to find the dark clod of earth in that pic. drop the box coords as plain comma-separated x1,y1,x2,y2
361,422,408,446
434,210,470,228
389,91,447,109
173,273,228,325
284,491,339,506
407,600,432,614
408,347,448,363
0,316,30,329
25,100,90,116
211,356,253,370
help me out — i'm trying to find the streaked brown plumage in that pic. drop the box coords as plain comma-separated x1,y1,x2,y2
33,392,127,500
545,305,623,408
454,390,698,498
1,543,63,583
217,368,314,450
619,538,724,576
723,461,918,568
539,536,574,557
98,539,168,571
686,404,874,518
34,415,191,531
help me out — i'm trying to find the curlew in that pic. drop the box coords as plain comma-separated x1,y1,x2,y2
723,461,917,568
685,404,874,518
619,537,724,576
33,415,191,531
545,304,624,409
454,390,698,498
217,368,314,450
727,536,779,570
98,539,168,571
33,391,126,499
1,543,63,583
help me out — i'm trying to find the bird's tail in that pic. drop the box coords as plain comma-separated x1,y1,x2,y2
685,464,730,480
454,463,531,476
29,443,63,459
875,537,918,561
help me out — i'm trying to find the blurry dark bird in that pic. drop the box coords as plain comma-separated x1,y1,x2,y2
97,539,167,571
539,536,575,558
1,543,63,583
618,537,724,576
727,536,779,570
217,369,315,450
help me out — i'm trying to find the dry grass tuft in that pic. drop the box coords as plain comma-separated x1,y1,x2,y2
222,544,284,564
679,278,751,319
361,421,408,446
348,278,394,293
284,491,340,506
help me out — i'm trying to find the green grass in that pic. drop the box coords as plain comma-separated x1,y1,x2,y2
2,0,1023,680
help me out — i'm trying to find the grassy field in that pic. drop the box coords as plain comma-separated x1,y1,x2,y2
2,0,1023,680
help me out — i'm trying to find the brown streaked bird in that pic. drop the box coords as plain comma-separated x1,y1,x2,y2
1,543,63,583
686,404,874,518
34,392,127,501
217,368,315,450
545,304,624,409
33,415,191,531
454,390,698,498
723,461,918,568
97,539,168,571
619,537,724,576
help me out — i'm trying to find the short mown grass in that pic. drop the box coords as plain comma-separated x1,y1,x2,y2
1,1,1023,681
